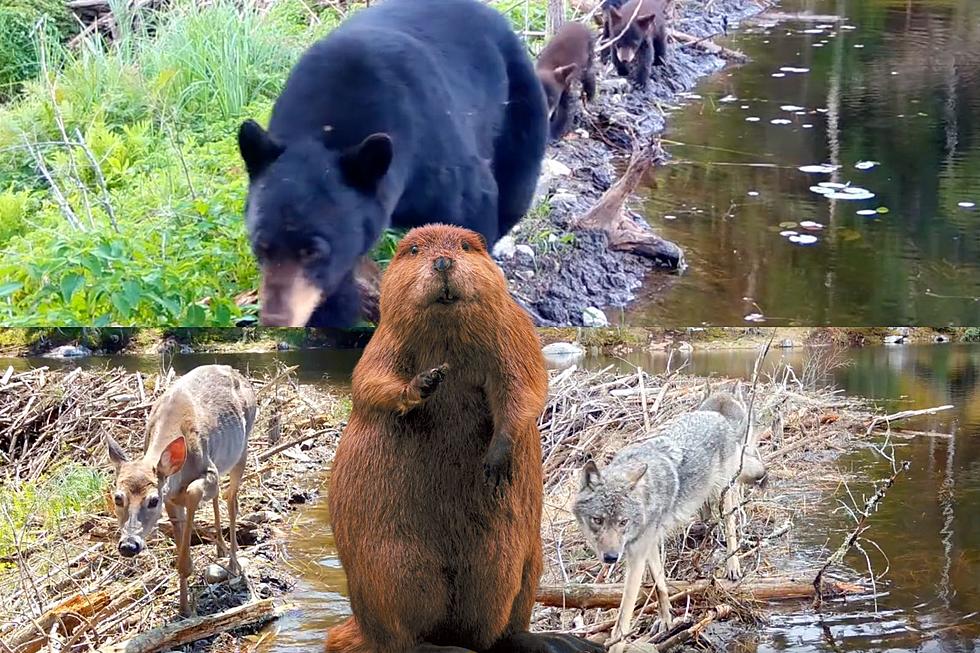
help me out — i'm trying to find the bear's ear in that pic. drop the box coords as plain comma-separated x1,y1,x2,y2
636,12,656,32
238,120,283,179
608,6,622,21
340,133,393,191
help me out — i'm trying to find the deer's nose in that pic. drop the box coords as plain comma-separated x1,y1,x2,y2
433,257,453,273
118,537,142,557
602,551,619,564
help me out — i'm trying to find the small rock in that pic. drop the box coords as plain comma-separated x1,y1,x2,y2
514,269,535,281
600,77,630,92
883,335,906,345
542,342,585,357
42,344,92,359
178,344,193,355
582,307,609,327
541,158,571,177
492,235,517,259
892,327,911,337
550,192,577,207
245,510,283,524
515,245,536,268
934,334,950,343
778,338,795,348
276,341,291,351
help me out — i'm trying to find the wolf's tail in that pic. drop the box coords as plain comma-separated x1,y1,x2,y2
325,617,373,653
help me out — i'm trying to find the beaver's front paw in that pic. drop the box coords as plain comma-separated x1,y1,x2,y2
414,363,449,399
483,435,513,495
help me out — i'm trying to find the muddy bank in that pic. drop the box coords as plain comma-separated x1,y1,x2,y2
498,0,772,326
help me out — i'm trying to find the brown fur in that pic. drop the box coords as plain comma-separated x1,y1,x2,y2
326,225,601,653
536,22,596,140
605,0,669,86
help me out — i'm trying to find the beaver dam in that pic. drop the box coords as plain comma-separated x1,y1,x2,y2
0,359,946,653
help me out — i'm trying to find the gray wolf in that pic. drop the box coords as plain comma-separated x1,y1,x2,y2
572,391,766,650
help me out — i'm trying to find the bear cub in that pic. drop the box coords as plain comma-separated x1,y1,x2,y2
536,22,596,141
604,0,669,87
237,0,547,327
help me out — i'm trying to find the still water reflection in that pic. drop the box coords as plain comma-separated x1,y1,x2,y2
629,0,980,325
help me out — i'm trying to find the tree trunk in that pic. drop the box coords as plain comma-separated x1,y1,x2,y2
546,0,565,39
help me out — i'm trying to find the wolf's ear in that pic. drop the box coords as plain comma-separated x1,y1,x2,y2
238,119,283,180
340,133,393,190
105,434,128,470
626,463,647,488
581,460,602,491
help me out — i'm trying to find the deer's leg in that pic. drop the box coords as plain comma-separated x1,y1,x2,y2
212,495,227,558
226,459,246,576
176,496,200,617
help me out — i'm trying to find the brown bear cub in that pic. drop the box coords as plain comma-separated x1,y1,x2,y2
605,0,669,87
326,224,603,653
536,22,596,141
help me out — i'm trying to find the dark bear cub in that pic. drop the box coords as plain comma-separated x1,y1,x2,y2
605,0,668,87
596,0,627,65
536,22,596,141
237,0,547,327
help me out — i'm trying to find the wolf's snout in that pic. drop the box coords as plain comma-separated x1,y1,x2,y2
433,256,454,273
602,551,619,564
118,537,143,557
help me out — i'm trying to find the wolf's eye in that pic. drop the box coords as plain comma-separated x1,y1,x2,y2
113,492,125,507
461,241,471,252
146,496,159,509
410,245,419,256
590,516,603,527
619,518,629,527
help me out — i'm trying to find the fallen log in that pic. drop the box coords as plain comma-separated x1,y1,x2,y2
6,591,110,653
670,30,748,62
97,598,288,653
535,576,864,609
570,140,684,270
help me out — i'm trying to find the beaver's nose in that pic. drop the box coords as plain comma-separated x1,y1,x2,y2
433,257,453,273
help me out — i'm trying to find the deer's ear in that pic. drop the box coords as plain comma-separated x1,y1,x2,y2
105,435,128,470
581,460,602,491
156,436,187,477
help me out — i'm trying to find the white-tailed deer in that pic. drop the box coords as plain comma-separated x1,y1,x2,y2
105,364,257,617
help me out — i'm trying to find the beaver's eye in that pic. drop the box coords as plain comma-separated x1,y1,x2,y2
113,492,125,507
461,241,471,252
410,245,419,256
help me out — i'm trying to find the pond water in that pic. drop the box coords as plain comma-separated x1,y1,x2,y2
13,343,977,651
628,0,980,326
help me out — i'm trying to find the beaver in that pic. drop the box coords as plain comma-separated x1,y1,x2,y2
326,224,603,653
536,22,596,141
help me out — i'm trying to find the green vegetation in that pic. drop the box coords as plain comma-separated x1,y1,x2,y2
0,0,76,101
0,462,106,566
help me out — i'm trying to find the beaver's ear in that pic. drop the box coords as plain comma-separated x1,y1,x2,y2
238,120,283,180
475,232,488,251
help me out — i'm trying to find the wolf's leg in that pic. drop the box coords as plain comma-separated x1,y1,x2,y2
723,485,742,580
609,549,646,653
647,539,673,632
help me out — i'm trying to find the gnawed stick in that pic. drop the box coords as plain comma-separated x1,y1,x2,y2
656,603,733,652
6,591,110,653
870,405,953,428
670,29,748,62
536,575,864,609
570,140,684,269
97,599,288,653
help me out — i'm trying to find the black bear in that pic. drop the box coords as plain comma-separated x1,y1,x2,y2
237,0,548,327
536,22,596,141
596,0,627,65
604,0,668,87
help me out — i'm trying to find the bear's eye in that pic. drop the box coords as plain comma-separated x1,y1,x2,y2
113,492,125,507
461,241,471,252
298,247,315,262
410,245,419,256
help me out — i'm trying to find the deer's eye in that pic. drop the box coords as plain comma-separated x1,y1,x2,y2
146,496,159,509
113,492,125,507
